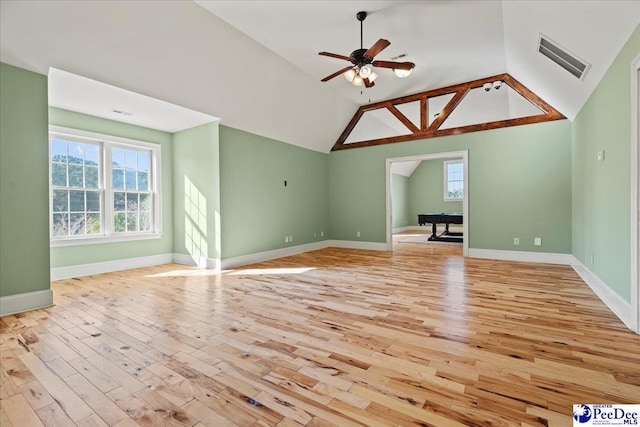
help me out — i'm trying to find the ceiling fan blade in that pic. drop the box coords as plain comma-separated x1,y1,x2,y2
363,78,375,88
319,52,352,62
372,60,415,70
321,66,354,82
364,39,390,59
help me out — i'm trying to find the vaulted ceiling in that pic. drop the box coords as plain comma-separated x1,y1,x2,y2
1,1,638,153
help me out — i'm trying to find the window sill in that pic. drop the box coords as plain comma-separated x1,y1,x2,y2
50,232,162,247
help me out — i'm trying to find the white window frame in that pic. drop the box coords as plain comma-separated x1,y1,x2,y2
443,159,464,201
49,125,162,247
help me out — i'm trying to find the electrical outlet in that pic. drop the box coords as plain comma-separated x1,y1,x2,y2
534,237,542,246
513,237,520,246
590,253,595,264
314,232,317,238
284,236,289,243
289,235,293,242
320,231,324,237
356,231,361,238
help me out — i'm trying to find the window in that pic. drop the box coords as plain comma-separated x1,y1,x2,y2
444,160,464,201
49,126,161,246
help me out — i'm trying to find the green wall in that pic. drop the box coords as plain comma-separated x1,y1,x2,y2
572,25,640,302
220,125,329,259
0,63,50,297
329,120,572,253
391,173,410,229
408,159,463,225
173,122,221,263
48,107,174,268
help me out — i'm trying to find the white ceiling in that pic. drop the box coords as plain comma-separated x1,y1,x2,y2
49,68,219,133
199,1,639,121
1,1,639,153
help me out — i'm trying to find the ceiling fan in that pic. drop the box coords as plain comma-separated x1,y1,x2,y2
319,11,415,88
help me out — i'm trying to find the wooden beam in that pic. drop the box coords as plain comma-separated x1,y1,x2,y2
420,97,428,131
428,88,469,131
386,105,420,133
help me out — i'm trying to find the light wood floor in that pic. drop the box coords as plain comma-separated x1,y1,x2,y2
1,235,639,426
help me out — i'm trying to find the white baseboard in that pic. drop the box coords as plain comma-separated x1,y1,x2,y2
570,257,636,333
50,253,174,281
221,241,330,270
328,240,388,251
0,289,53,316
173,253,221,270
468,248,574,265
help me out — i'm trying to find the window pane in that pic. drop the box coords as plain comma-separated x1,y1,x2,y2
112,169,124,189
84,144,99,166
86,191,100,212
85,166,98,188
52,163,67,186
137,172,148,191
138,152,149,171
52,190,68,212
139,193,151,212
125,150,137,170
51,139,67,162
69,190,85,212
139,212,151,231
126,193,139,211
125,170,137,190
70,213,85,235
86,213,101,234
449,163,463,173
68,165,84,187
114,192,126,211
127,213,138,232
112,148,124,169
114,212,126,232
52,213,69,236
68,142,83,164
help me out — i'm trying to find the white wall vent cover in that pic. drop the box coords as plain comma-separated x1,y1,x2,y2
538,34,591,80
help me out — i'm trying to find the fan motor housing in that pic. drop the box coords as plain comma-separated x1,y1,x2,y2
350,48,372,65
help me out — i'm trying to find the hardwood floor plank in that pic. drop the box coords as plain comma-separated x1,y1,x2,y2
64,373,129,426
1,392,45,427
35,403,76,427
19,352,95,422
18,379,56,410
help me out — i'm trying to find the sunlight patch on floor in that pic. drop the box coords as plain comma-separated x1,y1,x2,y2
146,269,220,277
225,267,316,276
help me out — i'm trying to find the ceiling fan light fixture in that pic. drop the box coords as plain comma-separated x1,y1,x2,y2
393,67,413,78
359,64,373,78
352,75,364,87
343,67,357,82
368,71,378,82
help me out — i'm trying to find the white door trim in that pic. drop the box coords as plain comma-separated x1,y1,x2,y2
630,53,640,333
385,150,469,257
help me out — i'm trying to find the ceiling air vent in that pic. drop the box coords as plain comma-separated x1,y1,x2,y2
538,34,590,80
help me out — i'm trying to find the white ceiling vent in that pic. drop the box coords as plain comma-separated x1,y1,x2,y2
538,34,590,80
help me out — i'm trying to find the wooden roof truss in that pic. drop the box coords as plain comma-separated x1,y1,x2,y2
331,73,566,151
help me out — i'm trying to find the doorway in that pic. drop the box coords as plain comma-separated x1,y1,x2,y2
385,150,469,256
